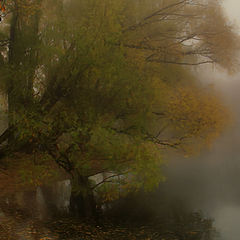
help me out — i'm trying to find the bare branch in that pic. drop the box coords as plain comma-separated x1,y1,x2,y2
123,0,188,32
146,58,214,66
91,172,128,190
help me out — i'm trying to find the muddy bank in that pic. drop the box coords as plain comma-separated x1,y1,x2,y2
0,207,219,240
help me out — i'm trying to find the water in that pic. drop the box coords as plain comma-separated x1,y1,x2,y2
213,205,240,240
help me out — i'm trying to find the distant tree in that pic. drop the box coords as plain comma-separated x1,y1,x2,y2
122,0,239,72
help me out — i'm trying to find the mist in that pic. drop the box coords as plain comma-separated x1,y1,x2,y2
162,69,240,240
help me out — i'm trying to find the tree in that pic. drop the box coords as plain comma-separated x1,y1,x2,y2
122,0,239,71
146,82,230,154
0,0,237,217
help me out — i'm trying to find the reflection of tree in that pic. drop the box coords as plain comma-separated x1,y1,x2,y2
168,212,218,240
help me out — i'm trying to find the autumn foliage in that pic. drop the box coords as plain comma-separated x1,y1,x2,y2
0,0,237,209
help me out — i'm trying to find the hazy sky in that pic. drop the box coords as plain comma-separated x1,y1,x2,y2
223,0,240,27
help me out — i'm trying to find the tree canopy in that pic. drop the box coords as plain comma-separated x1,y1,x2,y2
0,0,237,213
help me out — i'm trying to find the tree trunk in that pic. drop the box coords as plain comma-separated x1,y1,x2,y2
8,0,41,113
70,174,97,219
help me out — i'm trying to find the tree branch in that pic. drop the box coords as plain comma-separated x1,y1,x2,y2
146,58,214,66
123,0,189,32
91,172,127,190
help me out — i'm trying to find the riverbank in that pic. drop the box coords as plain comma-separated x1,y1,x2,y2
0,207,218,240
0,215,169,240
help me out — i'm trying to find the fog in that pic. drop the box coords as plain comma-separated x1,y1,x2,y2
160,4,240,238
223,0,240,27
162,68,240,239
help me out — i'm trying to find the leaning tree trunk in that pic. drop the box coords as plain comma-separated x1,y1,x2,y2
70,174,97,219
8,0,41,123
